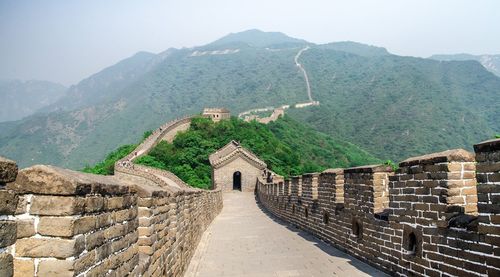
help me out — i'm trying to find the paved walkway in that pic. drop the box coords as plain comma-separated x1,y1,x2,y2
185,192,387,277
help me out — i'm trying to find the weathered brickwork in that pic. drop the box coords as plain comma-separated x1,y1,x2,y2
0,161,222,277
257,140,500,276
0,157,18,277
4,165,140,277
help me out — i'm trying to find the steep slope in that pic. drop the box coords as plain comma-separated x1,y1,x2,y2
0,29,498,168
0,79,66,122
430,53,500,77
288,50,499,160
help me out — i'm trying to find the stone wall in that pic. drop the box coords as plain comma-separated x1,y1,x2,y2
0,157,18,277
257,139,500,276
213,156,262,192
0,160,222,277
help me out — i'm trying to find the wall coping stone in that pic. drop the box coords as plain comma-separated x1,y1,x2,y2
473,138,500,153
399,149,475,167
344,164,393,174
115,172,172,197
0,156,18,183
322,168,344,174
8,165,133,196
302,172,320,177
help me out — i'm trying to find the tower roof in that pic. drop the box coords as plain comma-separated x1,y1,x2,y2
209,140,267,169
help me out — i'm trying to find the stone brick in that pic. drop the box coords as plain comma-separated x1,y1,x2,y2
0,156,18,183
8,165,91,195
16,219,35,238
13,259,34,277
489,173,500,182
476,162,500,173
0,190,18,215
446,163,463,172
96,213,112,229
0,220,17,248
38,259,74,277
96,243,112,260
107,196,125,210
74,249,96,274
16,237,78,258
0,253,13,277
74,216,97,234
14,195,27,215
446,196,465,205
85,196,105,213
105,224,127,240
86,229,105,250
38,217,74,237
30,195,84,216
114,208,133,222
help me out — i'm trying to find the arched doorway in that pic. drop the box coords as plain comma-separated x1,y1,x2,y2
233,171,242,191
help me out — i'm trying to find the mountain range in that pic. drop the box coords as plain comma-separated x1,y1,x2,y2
0,29,498,169
0,79,66,122
430,53,500,77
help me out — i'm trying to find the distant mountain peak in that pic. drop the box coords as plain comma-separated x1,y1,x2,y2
208,29,308,48
317,41,390,57
429,53,500,77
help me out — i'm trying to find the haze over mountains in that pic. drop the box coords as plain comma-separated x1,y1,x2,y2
0,79,66,122
430,54,500,77
0,29,498,169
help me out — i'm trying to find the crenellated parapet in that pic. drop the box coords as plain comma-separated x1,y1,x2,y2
257,138,500,276
1,151,222,277
344,164,393,216
475,139,500,232
0,157,18,277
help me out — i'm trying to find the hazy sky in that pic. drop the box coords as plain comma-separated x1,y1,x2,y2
1,0,499,86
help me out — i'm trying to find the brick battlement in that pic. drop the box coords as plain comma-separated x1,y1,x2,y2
257,139,500,276
0,161,222,277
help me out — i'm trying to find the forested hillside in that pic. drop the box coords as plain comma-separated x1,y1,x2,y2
430,53,500,77
0,30,498,168
85,116,380,189
289,50,500,161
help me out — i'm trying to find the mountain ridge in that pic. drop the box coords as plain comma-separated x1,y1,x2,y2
430,53,500,77
0,79,66,122
0,29,498,169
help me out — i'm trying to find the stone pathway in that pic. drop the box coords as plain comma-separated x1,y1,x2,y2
185,192,387,277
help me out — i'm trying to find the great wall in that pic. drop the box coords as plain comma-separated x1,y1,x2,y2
0,112,222,277
0,108,499,276
239,46,319,124
257,141,500,276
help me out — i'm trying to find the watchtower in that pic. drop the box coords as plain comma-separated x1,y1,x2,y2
202,108,230,122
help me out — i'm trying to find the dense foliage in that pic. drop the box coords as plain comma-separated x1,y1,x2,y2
82,131,151,175
288,49,499,161
82,144,136,175
135,116,380,189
